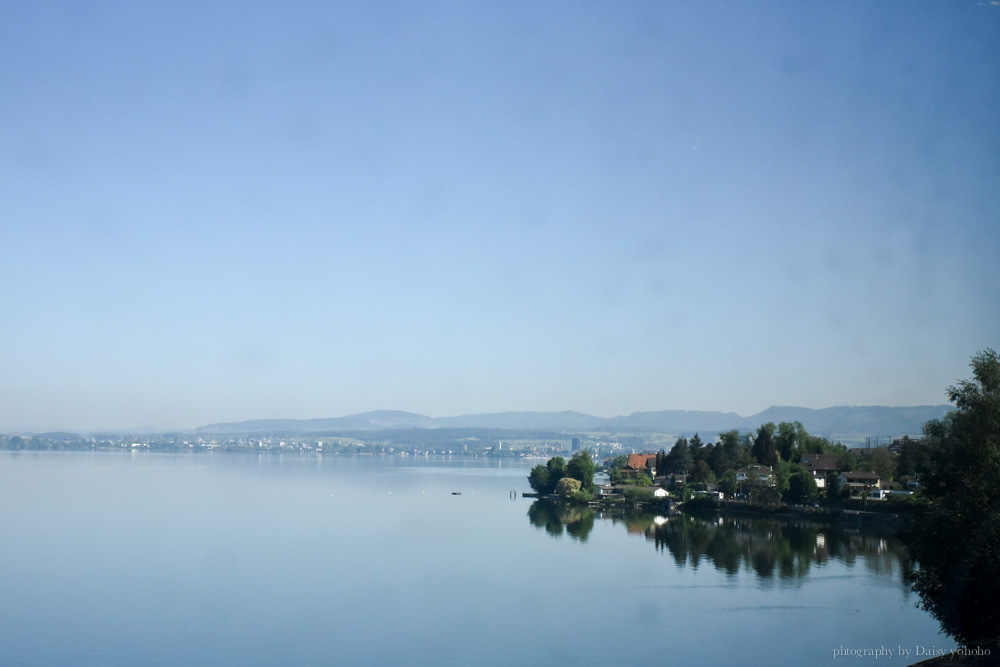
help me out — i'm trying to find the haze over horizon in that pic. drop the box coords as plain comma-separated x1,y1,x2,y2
3,2,998,432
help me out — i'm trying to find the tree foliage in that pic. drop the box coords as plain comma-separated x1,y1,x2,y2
784,469,818,505
630,472,653,487
690,459,715,484
903,349,1000,646
895,436,928,479
623,486,656,504
666,438,692,474
720,469,738,497
566,451,596,491
528,456,567,495
528,465,550,494
530,453,594,499
775,421,800,462
556,476,582,499
752,422,778,467
606,454,628,483
861,446,896,482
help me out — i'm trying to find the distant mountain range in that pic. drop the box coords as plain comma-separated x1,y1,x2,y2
197,405,952,438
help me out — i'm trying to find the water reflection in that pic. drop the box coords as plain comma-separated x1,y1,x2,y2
528,501,912,584
527,500,596,541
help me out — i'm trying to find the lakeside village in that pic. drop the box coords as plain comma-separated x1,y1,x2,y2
1,423,693,459
1,422,925,520
1,423,923,509
0,430,641,457
525,423,931,523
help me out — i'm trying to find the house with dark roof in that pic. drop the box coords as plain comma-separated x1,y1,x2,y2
800,454,840,489
838,471,881,496
735,465,774,485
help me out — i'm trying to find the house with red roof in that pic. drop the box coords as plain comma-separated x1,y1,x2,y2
623,453,657,478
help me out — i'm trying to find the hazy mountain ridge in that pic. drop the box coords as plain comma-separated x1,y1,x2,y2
197,405,952,437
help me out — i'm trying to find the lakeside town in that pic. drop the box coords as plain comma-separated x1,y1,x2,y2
519,351,1000,662
523,425,926,522
0,422,936,520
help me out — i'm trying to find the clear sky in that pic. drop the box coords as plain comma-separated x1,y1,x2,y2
2,1,998,432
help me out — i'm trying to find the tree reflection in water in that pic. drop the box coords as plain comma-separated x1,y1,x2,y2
528,500,912,584
527,499,596,541
646,514,911,583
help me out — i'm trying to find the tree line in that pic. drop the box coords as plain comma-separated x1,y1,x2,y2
528,451,597,502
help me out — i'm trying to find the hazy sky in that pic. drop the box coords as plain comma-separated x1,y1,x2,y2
2,1,998,431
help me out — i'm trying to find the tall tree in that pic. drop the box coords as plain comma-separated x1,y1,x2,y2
666,438,693,474
547,456,566,480
896,436,928,479
775,421,800,462
529,456,567,494
689,433,705,463
903,350,1000,647
861,447,896,482
528,465,550,494
690,460,715,484
715,429,750,472
752,423,778,467
784,469,818,505
709,444,731,478
654,449,668,478
720,469,738,498
566,451,596,491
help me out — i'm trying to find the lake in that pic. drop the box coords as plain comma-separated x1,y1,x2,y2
0,452,954,665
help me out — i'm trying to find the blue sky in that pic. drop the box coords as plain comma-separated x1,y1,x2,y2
2,1,998,431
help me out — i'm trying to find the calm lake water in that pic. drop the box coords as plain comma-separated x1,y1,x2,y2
0,452,954,666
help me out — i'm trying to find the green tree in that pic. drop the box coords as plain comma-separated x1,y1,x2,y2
775,421,800,462
690,460,715,484
631,472,653,487
825,472,846,504
623,486,655,504
606,454,628,483
896,436,928,480
836,449,858,472
690,433,702,446
773,458,792,497
547,456,566,481
709,442,732,478
556,476,582,499
528,456,567,494
666,438,693,474
654,449,668,478
752,423,778,467
689,433,705,462
528,465,551,494
566,451,596,491
784,470,818,505
748,477,781,508
903,350,1000,647
720,469,738,498
673,479,693,502
861,447,896,482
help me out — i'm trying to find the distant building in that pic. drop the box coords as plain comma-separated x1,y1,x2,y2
623,453,657,478
838,472,881,495
572,437,581,452
800,454,840,489
735,465,774,485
